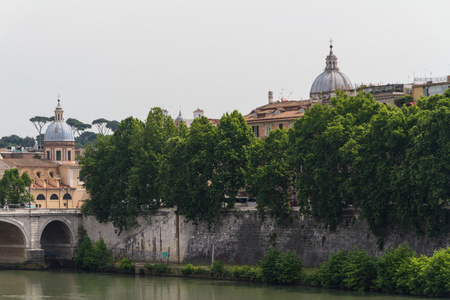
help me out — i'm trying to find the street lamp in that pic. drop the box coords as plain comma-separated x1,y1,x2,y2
65,188,69,209
28,185,31,208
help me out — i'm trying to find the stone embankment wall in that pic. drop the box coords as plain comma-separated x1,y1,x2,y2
83,208,450,268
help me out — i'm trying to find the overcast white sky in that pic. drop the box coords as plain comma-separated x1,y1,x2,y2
1,0,449,138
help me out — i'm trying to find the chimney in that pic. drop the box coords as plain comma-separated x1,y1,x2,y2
268,91,273,104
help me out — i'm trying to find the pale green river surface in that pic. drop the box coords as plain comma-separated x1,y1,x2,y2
0,270,443,300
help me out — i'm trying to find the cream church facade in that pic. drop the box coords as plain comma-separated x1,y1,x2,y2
1,100,88,208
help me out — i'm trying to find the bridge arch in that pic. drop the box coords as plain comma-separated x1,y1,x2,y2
0,220,28,263
39,218,76,260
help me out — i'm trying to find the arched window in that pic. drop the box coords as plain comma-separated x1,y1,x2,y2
37,194,45,200
36,172,41,178
63,193,72,200
50,194,59,200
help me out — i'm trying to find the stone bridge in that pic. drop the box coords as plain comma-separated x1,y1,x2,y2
0,209,82,264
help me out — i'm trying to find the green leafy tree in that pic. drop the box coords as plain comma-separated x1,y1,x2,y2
30,116,52,147
399,92,450,237
80,117,143,233
214,110,255,208
247,129,292,224
93,237,113,272
177,121,189,138
75,131,98,148
348,107,409,246
74,227,113,272
106,120,120,132
21,136,36,147
127,108,177,215
291,93,373,230
92,118,110,135
164,117,221,226
158,136,189,208
74,226,94,269
0,135,35,148
0,169,32,206
80,108,176,233
67,118,92,137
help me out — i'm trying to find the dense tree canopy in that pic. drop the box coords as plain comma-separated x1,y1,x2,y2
162,116,222,226
75,131,98,148
247,128,292,224
79,90,450,241
79,109,177,233
0,135,35,148
0,169,32,206
290,90,450,243
214,110,255,208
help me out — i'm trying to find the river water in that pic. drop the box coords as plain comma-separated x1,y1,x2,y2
0,270,442,300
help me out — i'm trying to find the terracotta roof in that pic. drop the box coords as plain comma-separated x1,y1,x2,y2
32,182,74,190
1,158,59,168
244,100,309,124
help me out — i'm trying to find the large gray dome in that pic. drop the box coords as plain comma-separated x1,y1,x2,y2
310,70,353,94
44,121,74,142
310,44,353,99
44,100,74,142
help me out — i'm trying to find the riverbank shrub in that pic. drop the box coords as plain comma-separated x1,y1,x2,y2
150,263,172,274
376,242,417,292
230,265,262,281
210,260,228,278
117,257,135,272
396,255,429,295
420,247,450,296
74,227,113,272
318,248,377,291
181,264,208,276
342,249,377,291
317,249,348,289
258,247,303,284
181,264,194,276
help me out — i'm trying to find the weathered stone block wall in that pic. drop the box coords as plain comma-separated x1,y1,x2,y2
83,208,450,267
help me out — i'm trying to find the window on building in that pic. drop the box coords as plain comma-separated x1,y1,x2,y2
63,193,72,200
252,126,259,137
46,151,50,160
279,124,283,129
49,172,53,178
37,194,45,200
36,172,41,178
50,194,59,200
56,151,61,161
68,151,71,161
265,126,271,136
